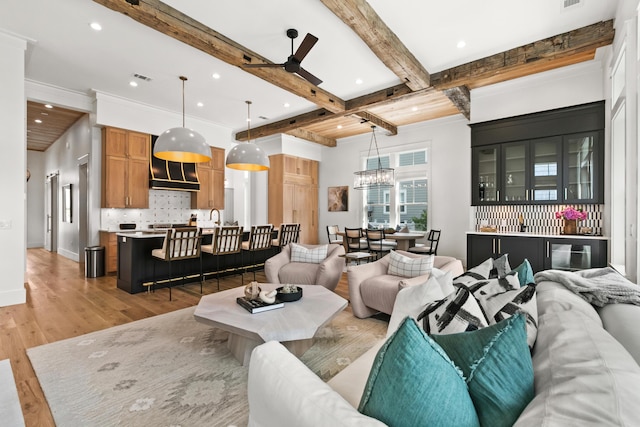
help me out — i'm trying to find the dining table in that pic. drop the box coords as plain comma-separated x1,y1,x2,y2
335,230,425,252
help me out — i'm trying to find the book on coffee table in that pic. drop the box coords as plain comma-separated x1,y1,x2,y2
236,296,284,314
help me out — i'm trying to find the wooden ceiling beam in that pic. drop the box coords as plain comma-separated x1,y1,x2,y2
353,111,398,135
431,20,614,90
285,129,337,147
236,83,413,141
93,0,346,113
442,86,470,120
320,0,430,90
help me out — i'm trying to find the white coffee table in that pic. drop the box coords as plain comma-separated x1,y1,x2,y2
194,284,348,365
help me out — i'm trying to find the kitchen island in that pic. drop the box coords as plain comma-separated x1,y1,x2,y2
116,229,278,294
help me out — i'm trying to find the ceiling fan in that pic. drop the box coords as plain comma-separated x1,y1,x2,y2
243,28,322,86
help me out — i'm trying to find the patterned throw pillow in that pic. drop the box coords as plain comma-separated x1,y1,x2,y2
492,253,512,278
388,251,434,278
511,259,535,286
290,243,328,264
453,257,494,287
468,276,538,348
417,286,489,335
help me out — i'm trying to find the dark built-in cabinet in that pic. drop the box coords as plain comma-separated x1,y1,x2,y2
471,102,604,206
467,233,607,274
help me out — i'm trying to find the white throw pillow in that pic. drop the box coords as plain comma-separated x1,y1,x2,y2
388,251,434,278
387,272,454,338
290,243,328,264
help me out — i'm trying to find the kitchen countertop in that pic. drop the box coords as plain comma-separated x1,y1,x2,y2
466,231,608,240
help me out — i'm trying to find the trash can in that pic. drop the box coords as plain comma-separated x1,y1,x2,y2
85,246,105,278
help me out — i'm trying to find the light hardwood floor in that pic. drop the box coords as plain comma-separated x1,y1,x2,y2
0,248,352,426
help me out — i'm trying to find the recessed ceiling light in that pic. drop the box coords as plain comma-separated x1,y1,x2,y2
337,125,343,129
457,40,466,49
129,81,138,87
44,104,53,109
212,73,221,79
41,112,49,116
90,22,102,31
355,78,363,85
412,107,418,112
283,102,290,108
197,102,204,107
34,119,42,124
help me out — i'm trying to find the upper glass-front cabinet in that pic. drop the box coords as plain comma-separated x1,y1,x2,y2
472,145,500,205
530,137,561,203
563,132,601,204
502,142,527,203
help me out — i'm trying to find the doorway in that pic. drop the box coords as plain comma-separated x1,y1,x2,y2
45,174,58,252
78,160,88,267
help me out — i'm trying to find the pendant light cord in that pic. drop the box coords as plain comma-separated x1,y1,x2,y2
246,100,252,142
180,76,187,128
365,125,383,169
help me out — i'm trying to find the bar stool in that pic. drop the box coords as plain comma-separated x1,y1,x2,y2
151,227,203,301
272,223,300,251
241,225,274,284
201,225,244,290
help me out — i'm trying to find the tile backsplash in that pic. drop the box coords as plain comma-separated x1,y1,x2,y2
474,204,603,235
100,189,224,230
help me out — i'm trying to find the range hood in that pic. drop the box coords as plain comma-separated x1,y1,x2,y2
149,135,200,191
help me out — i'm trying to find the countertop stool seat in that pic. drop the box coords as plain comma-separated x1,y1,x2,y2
241,225,274,284
151,227,203,300
201,225,244,290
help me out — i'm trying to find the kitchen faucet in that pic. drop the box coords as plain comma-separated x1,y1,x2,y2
209,208,221,226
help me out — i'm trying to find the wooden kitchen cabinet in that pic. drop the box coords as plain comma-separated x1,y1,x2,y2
191,147,226,209
99,231,118,274
101,127,150,208
268,154,319,244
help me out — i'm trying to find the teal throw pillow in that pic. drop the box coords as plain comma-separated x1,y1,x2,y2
512,258,535,286
358,317,480,427
432,314,534,427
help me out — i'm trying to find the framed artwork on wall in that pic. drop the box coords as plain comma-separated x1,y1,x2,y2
328,186,348,212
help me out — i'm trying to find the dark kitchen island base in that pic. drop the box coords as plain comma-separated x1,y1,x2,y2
117,232,278,294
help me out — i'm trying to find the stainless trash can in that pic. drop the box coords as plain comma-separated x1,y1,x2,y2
85,246,105,278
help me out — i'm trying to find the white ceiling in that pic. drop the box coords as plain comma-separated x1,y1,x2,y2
0,0,618,136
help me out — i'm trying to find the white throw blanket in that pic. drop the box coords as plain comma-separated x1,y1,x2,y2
534,267,640,307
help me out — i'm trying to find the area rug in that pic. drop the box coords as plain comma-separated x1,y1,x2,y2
27,307,387,427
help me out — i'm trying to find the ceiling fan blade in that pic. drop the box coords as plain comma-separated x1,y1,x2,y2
297,67,322,86
293,33,318,62
243,63,285,68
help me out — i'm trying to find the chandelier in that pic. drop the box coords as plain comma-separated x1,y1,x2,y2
354,125,395,190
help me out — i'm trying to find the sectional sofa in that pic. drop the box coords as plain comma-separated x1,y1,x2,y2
247,270,640,426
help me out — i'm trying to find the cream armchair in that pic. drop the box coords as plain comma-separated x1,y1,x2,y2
347,250,464,318
265,243,346,292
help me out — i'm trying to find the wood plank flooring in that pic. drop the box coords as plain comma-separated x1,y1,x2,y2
0,248,352,426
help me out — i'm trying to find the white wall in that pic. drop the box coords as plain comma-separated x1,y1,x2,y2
26,151,45,247
319,116,471,263
44,115,92,261
0,31,27,307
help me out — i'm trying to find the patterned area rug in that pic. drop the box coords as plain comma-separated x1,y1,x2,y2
27,307,387,427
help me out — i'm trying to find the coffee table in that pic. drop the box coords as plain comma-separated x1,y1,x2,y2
194,284,348,365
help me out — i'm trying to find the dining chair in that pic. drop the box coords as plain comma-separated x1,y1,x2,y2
201,225,244,290
344,227,367,253
151,227,203,301
272,223,301,251
408,229,441,256
365,228,395,259
326,225,343,245
241,224,275,284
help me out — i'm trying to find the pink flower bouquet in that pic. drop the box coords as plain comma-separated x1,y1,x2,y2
555,206,587,221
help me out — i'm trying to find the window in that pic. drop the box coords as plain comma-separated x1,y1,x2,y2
362,147,430,230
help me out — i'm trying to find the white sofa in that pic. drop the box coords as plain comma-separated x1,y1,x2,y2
247,278,640,426
347,251,464,318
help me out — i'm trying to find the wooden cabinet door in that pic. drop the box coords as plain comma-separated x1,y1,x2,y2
127,158,150,208
103,127,127,157
282,183,295,223
192,166,211,209
211,147,225,170
104,155,127,208
127,131,150,160
211,169,225,209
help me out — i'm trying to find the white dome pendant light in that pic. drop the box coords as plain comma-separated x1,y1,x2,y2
225,100,270,171
153,76,211,163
